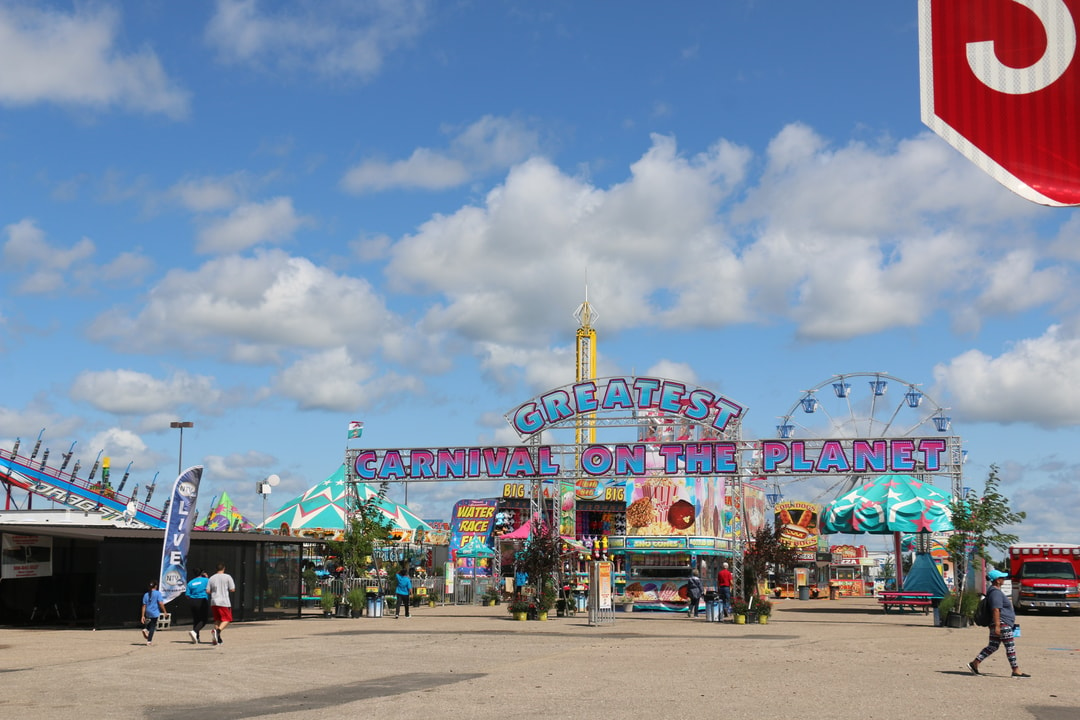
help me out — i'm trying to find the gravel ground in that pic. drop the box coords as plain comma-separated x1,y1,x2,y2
1,597,1077,720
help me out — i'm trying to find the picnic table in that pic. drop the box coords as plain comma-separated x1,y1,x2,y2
877,591,936,614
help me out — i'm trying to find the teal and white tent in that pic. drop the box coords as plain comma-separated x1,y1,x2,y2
263,465,430,538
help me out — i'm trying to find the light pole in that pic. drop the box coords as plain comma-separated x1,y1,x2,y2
169,421,193,476
257,474,280,528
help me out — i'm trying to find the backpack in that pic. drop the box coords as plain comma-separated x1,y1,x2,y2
973,593,993,627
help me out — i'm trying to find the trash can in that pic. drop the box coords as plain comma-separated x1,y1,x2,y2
829,584,838,600
798,585,810,601
575,592,588,612
366,594,383,617
704,590,720,622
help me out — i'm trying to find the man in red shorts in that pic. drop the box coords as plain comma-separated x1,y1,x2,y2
207,562,235,646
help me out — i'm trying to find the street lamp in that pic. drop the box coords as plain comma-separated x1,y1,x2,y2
169,421,193,476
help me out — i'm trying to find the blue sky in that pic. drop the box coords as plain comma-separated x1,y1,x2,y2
1,1,1077,546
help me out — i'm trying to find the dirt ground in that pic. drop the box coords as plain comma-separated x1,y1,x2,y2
0,596,1077,720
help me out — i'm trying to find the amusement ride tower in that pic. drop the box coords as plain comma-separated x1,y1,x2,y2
564,288,598,537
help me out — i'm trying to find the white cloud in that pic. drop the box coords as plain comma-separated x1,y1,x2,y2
2,218,95,294
341,115,541,193
0,4,189,118
974,249,1067,315
89,249,400,361
202,449,277,482
396,125,1071,357
646,360,698,385
273,347,423,411
90,251,155,286
86,428,153,471
387,136,754,346
205,0,427,80
196,197,308,253
342,149,469,193
0,401,82,443
934,324,1080,427
169,175,248,213
70,369,221,415
3,219,153,294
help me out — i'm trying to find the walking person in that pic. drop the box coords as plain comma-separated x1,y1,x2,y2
186,569,210,644
394,563,412,618
968,568,1030,678
717,562,733,620
140,580,166,646
686,570,703,618
207,562,235,646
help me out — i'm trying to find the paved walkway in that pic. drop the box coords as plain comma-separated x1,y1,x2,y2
1,597,1077,719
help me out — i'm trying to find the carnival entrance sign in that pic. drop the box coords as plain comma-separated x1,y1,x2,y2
345,375,965,607
919,0,1080,205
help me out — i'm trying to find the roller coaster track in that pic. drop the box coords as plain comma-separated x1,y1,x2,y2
0,449,165,529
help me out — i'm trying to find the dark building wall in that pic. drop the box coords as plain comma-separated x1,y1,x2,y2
1,531,307,628
0,536,97,625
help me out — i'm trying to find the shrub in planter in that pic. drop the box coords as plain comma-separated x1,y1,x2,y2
753,596,773,617
320,593,337,616
347,588,366,617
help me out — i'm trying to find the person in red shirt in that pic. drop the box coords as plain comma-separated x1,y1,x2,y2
717,562,733,620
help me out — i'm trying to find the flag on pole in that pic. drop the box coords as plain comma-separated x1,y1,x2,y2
159,466,203,604
348,421,364,439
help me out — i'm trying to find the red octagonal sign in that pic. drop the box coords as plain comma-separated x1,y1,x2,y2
920,0,1080,206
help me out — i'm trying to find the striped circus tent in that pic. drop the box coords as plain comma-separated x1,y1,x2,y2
262,465,430,541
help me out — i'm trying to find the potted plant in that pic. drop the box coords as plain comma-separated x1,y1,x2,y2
482,586,500,607
508,598,530,621
384,594,398,612
532,582,557,621
302,566,319,599
320,592,337,617
346,587,366,618
940,590,979,628
754,596,773,624
731,597,750,624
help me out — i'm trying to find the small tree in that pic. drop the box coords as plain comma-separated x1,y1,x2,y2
743,524,800,596
517,517,562,612
325,482,395,593
946,464,1025,603
880,556,895,588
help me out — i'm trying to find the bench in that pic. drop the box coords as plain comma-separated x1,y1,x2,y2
878,591,935,614
279,595,323,608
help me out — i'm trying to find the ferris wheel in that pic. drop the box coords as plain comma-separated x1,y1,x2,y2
772,372,954,502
